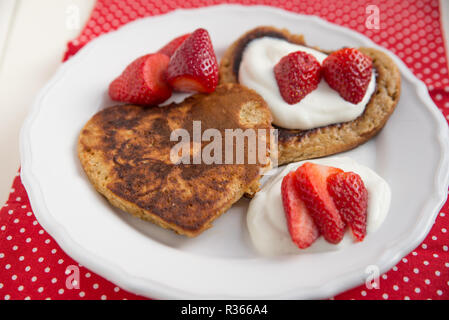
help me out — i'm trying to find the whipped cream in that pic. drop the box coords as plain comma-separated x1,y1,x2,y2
238,38,376,130
247,157,391,256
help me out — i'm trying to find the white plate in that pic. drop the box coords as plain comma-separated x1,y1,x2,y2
20,5,449,299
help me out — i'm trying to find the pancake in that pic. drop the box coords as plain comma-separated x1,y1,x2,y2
219,26,401,165
78,83,274,237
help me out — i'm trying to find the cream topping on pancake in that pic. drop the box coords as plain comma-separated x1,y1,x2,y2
239,37,376,130
247,157,391,256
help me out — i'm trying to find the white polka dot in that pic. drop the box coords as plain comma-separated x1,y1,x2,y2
382,293,388,299
4,294,10,300
44,267,50,273
93,283,99,289
361,290,367,296
31,276,37,282
24,296,30,300
32,247,37,253
18,256,24,261
51,249,57,254
442,228,447,233
101,295,107,300
433,253,439,258
58,259,64,264
51,278,57,284
382,274,388,279
435,270,441,276
114,287,120,292
13,218,19,224
393,285,399,291
18,285,24,291
413,268,419,274
38,257,44,263
12,245,18,251
37,287,43,293
432,235,437,240
403,276,409,282
5,264,11,270
412,251,418,256
26,238,31,243
85,272,91,278
422,243,427,249
11,274,17,280
58,289,64,294
392,266,398,271
437,290,443,296
26,212,32,217
402,258,408,263
425,279,431,285
25,266,31,272
404,296,410,300
0,253,4,258
6,235,12,241
415,287,421,293
19,228,25,233
423,260,430,265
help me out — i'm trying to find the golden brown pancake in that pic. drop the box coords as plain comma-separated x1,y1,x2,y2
220,26,401,165
78,83,273,237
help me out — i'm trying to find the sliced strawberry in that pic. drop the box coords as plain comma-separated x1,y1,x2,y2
294,162,346,244
274,51,321,104
165,28,218,93
281,171,320,249
322,48,372,104
327,171,368,242
108,53,172,106
158,33,191,57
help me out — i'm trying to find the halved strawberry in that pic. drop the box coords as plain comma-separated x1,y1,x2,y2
294,162,346,244
108,53,172,106
327,171,368,242
165,28,218,93
322,48,372,104
281,172,320,249
158,33,191,57
274,51,321,104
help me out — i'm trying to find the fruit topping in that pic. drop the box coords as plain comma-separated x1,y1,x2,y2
165,28,218,93
274,51,321,104
322,48,372,104
281,172,320,249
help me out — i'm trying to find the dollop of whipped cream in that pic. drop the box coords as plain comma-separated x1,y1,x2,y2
238,38,376,130
247,157,391,256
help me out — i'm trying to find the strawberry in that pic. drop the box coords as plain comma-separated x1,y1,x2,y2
109,53,172,106
165,28,218,93
294,162,346,244
274,51,321,104
158,33,191,57
322,48,372,104
281,172,320,249
327,171,368,242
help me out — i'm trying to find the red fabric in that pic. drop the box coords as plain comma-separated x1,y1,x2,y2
1,0,449,300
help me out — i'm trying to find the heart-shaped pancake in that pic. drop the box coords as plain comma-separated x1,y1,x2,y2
78,83,273,237
220,26,401,166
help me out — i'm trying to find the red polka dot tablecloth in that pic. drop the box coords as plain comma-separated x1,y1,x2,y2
1,0,449,300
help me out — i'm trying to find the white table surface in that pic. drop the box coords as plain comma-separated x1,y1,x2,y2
0,0,448,205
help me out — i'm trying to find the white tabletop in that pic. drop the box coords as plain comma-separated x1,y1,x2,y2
0,0,448,205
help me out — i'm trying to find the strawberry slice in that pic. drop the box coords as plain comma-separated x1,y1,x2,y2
274,51,321,104
158,33,191,57
322,48,372,104
281,172,320,249
327,171,368,241
108,53,172,106
294,162,346,244
165,28,218,93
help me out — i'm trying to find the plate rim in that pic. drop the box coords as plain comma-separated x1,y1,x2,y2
19,4,449,299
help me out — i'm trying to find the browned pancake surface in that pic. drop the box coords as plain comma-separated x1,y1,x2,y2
78,83,272,237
